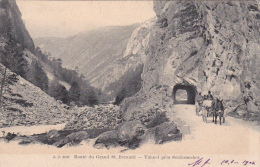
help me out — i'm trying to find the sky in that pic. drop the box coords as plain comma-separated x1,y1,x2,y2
17,1,155,39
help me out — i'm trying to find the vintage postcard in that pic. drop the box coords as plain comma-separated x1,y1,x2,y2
0,0,259,166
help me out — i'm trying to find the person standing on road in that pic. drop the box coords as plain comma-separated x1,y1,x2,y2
196,92,204,115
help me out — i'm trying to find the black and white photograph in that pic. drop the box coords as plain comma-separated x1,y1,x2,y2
0,0,259,166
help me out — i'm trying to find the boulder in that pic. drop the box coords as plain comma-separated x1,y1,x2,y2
142,122,182,145
94,130,119,149
0,120,8,126
18,139,33,145
46,129,60,140
118,121,147,142
237,110,247,116
146,111,169,128
17,136,38,145
45,129,60,144
117,121,147,148
141,128,157,145
54,131,89,148
5,132,17,141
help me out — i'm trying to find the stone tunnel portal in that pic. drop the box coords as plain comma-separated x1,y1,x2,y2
172,84,196,104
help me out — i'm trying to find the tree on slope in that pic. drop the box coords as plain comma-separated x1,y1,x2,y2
49,81,69,104
27,60,49,92
69,81,80,105
0,66,18,108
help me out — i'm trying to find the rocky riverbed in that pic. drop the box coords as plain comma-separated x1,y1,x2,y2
64,105,122,130
0,100,182,150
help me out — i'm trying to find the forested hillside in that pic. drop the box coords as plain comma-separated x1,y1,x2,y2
0,0,104,109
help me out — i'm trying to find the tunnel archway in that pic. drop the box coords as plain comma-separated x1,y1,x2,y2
172,84,196,104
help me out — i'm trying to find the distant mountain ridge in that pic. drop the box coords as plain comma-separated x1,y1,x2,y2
34,24,140,83
34,21,155,101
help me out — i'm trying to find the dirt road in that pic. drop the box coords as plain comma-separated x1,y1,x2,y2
162,104,260,155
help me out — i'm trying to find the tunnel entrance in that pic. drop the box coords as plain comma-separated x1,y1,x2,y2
175,89,188,101
172,85,196,104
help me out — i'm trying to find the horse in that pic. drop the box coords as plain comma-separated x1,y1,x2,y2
211,98,225,125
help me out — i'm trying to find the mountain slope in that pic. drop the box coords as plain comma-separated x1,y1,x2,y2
2,0,104,107
0,0,72,127
0,0,104,123
34,24,140,83
0,64,70,128
35,21,155,101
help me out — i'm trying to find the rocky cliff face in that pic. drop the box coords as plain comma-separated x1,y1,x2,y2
0,0,45,83
123,0,260,118
0,0,35,52
103,20,155,96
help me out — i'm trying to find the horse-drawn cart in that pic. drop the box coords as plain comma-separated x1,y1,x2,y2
201,99,225,125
